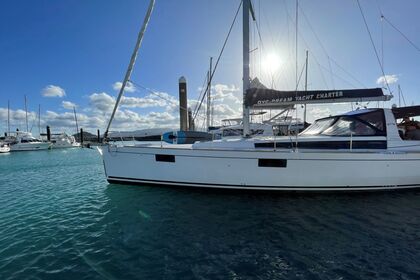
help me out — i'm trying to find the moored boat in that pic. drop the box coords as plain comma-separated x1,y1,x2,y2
99,0,420,191
0,143,10,153
101,106,420,191
8,132,51,152
49,133,81,149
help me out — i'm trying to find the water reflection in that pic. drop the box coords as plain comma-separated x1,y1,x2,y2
101,184,420,279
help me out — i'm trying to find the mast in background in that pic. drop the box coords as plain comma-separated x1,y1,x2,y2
7,100,10,135
24,95,29,132
242,0,251,137
304,50,308,124
73,106,79,141
38,104,41,137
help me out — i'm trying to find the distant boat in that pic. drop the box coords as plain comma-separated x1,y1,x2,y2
50,133,81,149
0,143,10,153
8,132,51,152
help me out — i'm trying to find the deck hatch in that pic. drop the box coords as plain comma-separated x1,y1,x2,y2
258,158,287,168
155,154,175,162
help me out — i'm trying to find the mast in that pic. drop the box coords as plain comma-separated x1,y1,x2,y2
104,0,155,139
242,0,251,137
206,57,213,131
38,104,41,137
398,84,401,107
304,50,308,124
7,100,10,135
73,106,79,141
24,95,29,132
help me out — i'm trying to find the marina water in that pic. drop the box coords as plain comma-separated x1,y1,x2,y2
0,149,419,279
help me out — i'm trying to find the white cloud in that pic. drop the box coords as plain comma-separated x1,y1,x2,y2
376,74,399,85
1,83,245,135
62,101,77,110
41,85,66,97
89,92,116,113
121,95,167,108
112,81,137,93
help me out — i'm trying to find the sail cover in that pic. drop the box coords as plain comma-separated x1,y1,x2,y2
245,88,392,108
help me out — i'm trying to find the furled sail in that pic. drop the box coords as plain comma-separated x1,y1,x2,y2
245,87,392,108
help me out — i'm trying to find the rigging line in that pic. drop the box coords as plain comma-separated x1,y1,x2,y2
280,0,329,89
399,85,407,106
355,0,391,93
296,60,307,90
258,0,261,78
252,4,278,88
295,0,298,90
192,71,210,117
379,7,384,71
193,0,243,121
294,0,299,150
328,56,367,88
129,80,209,122
316,63,359,88
382,15,420,53
297,4,336,88
130,81,208,122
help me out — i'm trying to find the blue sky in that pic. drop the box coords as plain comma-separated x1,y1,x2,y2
1,0,420,135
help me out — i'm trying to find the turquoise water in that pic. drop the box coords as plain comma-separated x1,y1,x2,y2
0,148,419,279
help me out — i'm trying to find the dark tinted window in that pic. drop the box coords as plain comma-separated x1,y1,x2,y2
258,159,287,168
155,154,175,162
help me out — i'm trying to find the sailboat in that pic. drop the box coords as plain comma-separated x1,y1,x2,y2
100,0,420,191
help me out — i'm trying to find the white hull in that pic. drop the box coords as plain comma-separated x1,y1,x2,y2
101,144,420,191
0,147,10,153
10,142,51,151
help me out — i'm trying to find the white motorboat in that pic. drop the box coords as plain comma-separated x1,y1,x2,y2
8,132,51,152
100,0,420,191
0,143,10,153
49,133,81,149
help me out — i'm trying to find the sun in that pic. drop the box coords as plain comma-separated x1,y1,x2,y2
262,52,282,74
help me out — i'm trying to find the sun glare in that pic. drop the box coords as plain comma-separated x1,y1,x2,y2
262,52,282,74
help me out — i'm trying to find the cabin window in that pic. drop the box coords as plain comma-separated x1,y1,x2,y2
323,117,376,136
155,154,175,162
258,158,287,168
356,110,386,132
223,129,242,137
300,118,335,136
300,110,386,137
